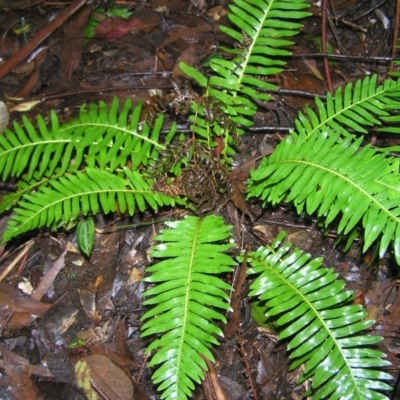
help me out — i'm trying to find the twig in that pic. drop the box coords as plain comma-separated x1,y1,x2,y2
321,0,334,93
389,0,400,73
237,329,258,400
292,53,395,62
31,250,66,301
203,358,231,400
353,0,389,21
0,0,87,80
136,352,150,384
0,240,34,283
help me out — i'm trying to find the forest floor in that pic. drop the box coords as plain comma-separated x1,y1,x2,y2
0,0,399,399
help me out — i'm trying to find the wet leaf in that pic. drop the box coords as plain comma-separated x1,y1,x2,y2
85,7,133,40
75,355,134,400
59,4,94,80
0,344,52,399
47,351,75,383
77,217,95,257
0,282,52,332
95,11,160,42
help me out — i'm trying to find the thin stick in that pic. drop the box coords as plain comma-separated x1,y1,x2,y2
389,0,400,73
0,240,34,283
321,0,334,93
31,250,66,301
0,0,87,80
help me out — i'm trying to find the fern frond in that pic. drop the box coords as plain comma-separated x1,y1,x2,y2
181,0,310,160
141,215,235,400
248,232,392,399
217,0,310,106
69,98,170,171
1,167,176,242
0,98,171,181
293,75,400,140
379,78,400,134
0,168,67,214
247,130,400,263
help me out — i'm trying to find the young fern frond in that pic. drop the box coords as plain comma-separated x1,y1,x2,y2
248,129,400,263
2,167,176,242
141,215,235,400
247,232,392,400
181,0,311,161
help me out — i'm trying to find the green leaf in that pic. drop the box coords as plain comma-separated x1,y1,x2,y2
76,217,95,257
1,168,176,243
141,215,235,400
248,233,392,399
178,62,208,87
186,0,310,163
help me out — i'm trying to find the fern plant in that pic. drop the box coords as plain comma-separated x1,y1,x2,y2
0,0,399,399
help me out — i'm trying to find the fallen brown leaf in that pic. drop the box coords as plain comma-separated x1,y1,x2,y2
75,354,135,400
0,282,52,332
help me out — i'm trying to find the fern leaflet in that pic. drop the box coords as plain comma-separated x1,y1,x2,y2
0,98,172,181
293,75,400,141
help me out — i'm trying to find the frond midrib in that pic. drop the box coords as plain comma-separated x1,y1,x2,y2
0,139,70,158
261,258,361,398
232,0,274,97
12,187,158,234
60,122,166,150
276,158,400,226
174,217,201,397
0,122,166,160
